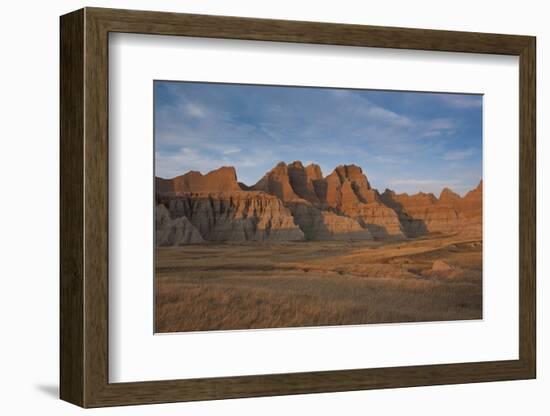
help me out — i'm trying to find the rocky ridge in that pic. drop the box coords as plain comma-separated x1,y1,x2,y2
156,162,482,244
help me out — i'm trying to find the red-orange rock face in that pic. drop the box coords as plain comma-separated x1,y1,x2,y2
321,166,404,238
455,180,482,236
156,162,482,244
286,161,323,205
458,180,482,218
380,182,482,237
156,166,241,195
251,162,301,202
251,162,374,240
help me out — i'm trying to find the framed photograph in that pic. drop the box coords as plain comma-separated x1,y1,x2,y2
60,7,536,407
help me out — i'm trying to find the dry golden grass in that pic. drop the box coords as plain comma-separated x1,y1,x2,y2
155,235,482,332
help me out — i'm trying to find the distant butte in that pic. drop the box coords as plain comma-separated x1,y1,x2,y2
156,161,482,243
156,166,240,195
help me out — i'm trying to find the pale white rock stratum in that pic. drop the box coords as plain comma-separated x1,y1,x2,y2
160,190,305,243
155,204,205,245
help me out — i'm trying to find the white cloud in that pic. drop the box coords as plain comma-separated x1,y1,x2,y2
421,118,455,138
388,178,460,186
156,147,220,179
222,147,241,155
443,148,475,161
387,178,469,196
428,118,454,130
155,83,481,193
364,106,412,127
439,94,482,109
156,146,275,185
183,102,207,118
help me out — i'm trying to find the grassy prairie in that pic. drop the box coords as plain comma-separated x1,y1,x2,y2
155,235,482,332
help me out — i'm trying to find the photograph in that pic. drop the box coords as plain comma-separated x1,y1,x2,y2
154,81,483,333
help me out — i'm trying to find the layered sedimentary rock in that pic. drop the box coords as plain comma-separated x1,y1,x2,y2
458,181,482,218
331,165,378,203
379,189,429,237
251,162,302,202
380,183,482,237
156,166,241,195
155,204,205,245
253,162,374,240
159,191,304,242
348,202,406,238
287,161,322,205
157,165,305,242
156,161,482,244
455,181,482,237
322,166,405,239
439,188,461,204
287,202,372,240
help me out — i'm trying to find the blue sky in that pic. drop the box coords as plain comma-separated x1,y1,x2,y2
154,81,482,196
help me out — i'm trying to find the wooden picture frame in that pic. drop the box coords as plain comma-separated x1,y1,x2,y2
60,7,536,408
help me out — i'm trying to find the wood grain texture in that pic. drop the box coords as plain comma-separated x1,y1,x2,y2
59,7,537,408
518,38,537,375
89,7,532,55
59,8,84,407
81,11,111,406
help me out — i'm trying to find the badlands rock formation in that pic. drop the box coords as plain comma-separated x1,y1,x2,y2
155,204,204,245
454,181,482,237
156,166,241,195
321,165,404,238
380,181,482,237
156,162,482,244
252,162,374,240
287,203,373,241
157,167,304,243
